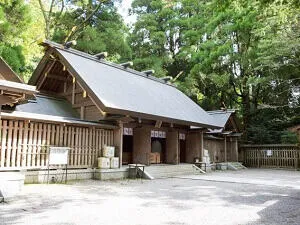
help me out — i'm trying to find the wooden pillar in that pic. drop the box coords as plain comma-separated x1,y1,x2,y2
235,138,239,162
80,106,85,120
224,135,227,162
133,127,151,165
166,131,179,164
186,131,201,163
113,121,123,168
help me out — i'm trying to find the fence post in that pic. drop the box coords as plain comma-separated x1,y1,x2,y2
258,150,261,168
296,150,299,170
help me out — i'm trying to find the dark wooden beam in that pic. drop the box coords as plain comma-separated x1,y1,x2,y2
155,120,162,128
47,74,68,81
72,100,95,108
37,60,56,90
60,89,83,97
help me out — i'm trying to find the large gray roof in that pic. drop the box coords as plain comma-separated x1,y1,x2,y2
208,110,235,128
2,95,116,128
14,95,79,118
53,47,220,128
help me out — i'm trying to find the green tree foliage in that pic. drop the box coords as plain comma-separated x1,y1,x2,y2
247,106,300,144
0,0,31,76
281,131,298,144
181,1,300,130
130,0,187,77
52,1,131,61
130,0,300,144
38,0,131,62
1,0,299,145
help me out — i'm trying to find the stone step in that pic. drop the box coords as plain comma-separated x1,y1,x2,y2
227,162,247,170
144,164,197,179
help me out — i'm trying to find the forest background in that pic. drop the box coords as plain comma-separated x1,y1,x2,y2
0,0,299,144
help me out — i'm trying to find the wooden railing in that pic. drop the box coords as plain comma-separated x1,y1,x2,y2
0,119,114,170
242,144,299,169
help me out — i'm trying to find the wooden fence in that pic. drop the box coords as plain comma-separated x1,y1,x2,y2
0,119,114,170
242,144,299,169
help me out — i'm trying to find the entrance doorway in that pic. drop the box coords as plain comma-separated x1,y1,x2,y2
122,135,133,165
179,140,186,163
151,138,166,164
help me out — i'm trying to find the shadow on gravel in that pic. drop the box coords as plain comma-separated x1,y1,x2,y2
1,178,300,225
245,191,300,225
0,194,68,225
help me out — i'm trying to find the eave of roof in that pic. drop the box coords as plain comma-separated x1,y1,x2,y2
0,80,37,94
0,110,117,129
0,57,23,83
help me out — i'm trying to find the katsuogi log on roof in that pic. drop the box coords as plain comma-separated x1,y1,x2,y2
29,40,220,128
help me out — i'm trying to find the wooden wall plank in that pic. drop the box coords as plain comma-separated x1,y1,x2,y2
101,130,104,150
64,126,68,147
86,128,90,165
21,121,28,167
82,128,86,165
59,125,64,146
78,128,82,165
85,128,88,166
74,127,79,166
37,123,43,167
41,123,47,166
70,127,75,166
110,130,114,146
105,130,108,146
5,121,13,167
11,121,18,167
46,124,51,165
67,126,71,164
95,129,99,159
1,120,8,167
31,123,38,167
27,122,34,167
16,121,23,167
51,124,56,146
88,128,93,166
55,124,59,146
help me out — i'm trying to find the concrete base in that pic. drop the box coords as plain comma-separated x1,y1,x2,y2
200,164,212,172
0,172,25,201
24,168,94,184
94,168,128,180
22,167,129,184
216,163,228,170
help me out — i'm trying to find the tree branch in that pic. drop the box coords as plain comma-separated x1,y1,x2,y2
64,1,104,43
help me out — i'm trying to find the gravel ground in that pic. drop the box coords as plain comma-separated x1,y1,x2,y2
1,169,300,225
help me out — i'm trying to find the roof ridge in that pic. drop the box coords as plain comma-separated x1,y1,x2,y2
43,40,176,87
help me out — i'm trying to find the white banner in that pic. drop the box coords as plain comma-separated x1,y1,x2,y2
179,133,186,140
123,127,133,136
151,130,166,138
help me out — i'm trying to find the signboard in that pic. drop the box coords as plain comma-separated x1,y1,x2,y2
266,150,273,156
151,130,166,138
49,147,69,165
123,127,133,136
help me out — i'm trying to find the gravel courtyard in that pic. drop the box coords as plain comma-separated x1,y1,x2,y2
1,169,300,225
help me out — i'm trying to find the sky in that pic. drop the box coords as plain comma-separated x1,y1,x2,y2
116,0,137,25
